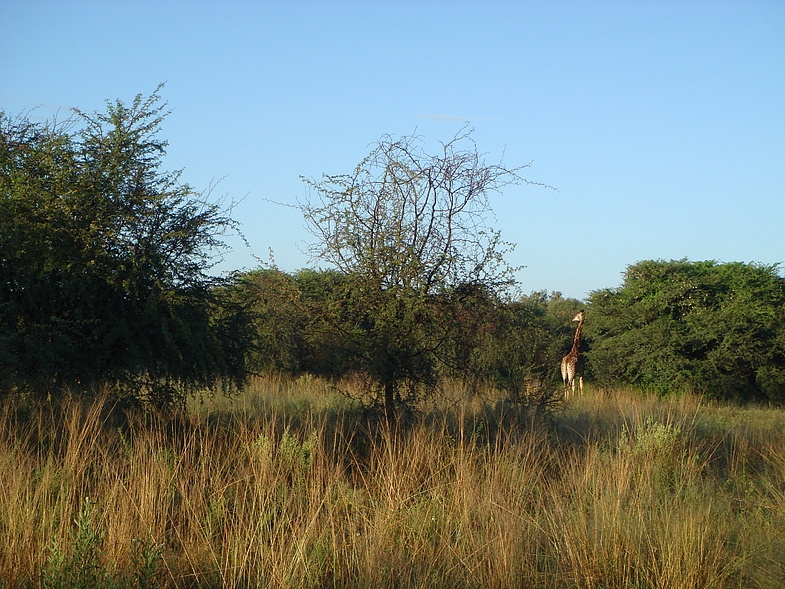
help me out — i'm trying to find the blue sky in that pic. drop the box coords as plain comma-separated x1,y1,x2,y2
3,1,783,299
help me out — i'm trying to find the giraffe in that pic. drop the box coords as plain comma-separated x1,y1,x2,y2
560,310,585,398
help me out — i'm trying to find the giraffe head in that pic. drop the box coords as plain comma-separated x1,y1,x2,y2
571,310,585,323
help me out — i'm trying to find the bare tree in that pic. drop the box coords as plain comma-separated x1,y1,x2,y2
300,129,538,415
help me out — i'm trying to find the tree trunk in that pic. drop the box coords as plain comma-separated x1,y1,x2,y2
384,380,396,418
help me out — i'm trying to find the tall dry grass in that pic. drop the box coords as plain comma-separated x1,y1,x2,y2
0,377,783,588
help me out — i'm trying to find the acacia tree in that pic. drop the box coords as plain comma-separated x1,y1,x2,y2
0,87,249,405
300,130,536,414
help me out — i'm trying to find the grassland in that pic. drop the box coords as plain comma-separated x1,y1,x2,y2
1,376,784,588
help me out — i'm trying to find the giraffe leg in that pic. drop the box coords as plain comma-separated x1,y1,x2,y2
562,360,575,400
560,359,569,396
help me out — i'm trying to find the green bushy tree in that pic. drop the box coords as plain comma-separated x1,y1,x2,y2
0,86,249,405
236,268,352,378
586,259,785,401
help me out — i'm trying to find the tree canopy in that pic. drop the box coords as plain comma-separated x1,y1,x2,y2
0,87,250,405
585,259,785,401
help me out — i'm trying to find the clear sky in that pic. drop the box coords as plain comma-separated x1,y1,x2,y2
3,1,783,300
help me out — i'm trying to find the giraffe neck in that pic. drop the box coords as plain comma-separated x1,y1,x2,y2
570,319,583,353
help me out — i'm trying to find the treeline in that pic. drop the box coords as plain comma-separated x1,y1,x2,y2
2,89,783,408
229,268,580,398
225,259,785,405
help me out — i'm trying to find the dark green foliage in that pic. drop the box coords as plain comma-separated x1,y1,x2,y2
236,268,353,378
451,290,583,402
586,259,785,401
0,87,249,405
236,265,580,410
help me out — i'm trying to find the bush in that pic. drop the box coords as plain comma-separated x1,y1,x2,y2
0,87,250,405
586,260,785,401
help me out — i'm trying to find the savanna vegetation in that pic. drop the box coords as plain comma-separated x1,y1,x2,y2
1,378,784,588
2,89,785,587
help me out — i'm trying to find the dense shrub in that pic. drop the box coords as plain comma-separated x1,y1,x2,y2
0,88,250,405
586,259,785,401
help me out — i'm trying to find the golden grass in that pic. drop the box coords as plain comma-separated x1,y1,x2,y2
1,378,784,588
